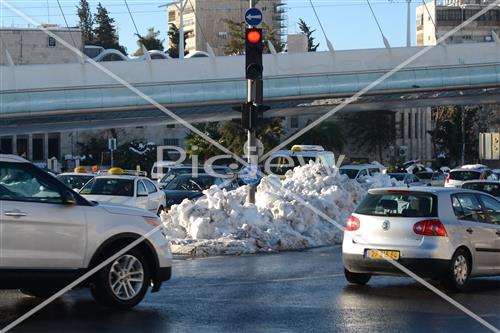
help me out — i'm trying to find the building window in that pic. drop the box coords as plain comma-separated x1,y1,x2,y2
32,136,44,161
168,11,176,22
164,138,180,146
290,116,299,129
0,137,13,154
48,37,56,48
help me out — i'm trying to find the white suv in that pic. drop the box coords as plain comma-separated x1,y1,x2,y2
0,154,172,308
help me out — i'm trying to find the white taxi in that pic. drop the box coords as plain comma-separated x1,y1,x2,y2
80,168,166,216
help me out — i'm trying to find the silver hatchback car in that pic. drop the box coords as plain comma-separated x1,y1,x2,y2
342,187,500,291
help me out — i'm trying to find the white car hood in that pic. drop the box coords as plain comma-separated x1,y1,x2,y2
83,195,134,205
94,201,155,217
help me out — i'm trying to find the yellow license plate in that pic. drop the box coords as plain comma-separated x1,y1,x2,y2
367,249,400,260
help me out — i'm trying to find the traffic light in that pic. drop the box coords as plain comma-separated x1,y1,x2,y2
245,28,263,80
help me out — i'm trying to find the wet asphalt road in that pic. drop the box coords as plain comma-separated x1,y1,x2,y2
1,246,499,333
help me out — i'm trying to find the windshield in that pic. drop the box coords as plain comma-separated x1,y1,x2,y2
462,182,500,197
80,178,134,197
57,175,94,189
356,191,437,217
339,169,359,179
165,175,217,191
160,167,230,183
450,171,481,181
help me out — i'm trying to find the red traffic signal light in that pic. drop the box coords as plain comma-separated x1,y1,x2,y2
245,28,263,80
246,29,262,44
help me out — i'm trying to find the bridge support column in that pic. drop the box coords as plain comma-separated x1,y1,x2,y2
43,133,49,160
28,134,33,161
12,135,17,154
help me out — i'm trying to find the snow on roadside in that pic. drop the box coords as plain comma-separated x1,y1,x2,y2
161,162,400,256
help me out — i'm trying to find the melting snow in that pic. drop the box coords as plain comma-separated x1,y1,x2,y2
161,162,400,256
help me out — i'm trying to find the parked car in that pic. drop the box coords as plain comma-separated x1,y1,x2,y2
416,171,446,187
445,166,496,188
461,180,500,199
0,154,172,308
339,164,384,182
158,165,233,189
80,168,166,216
57,167,95,191
151,161,179,180
343,187,500,290
163,173,239,210
388,173,427,187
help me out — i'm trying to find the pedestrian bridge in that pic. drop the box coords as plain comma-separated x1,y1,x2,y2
1,42,500,134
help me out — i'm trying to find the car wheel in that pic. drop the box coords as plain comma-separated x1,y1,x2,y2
156,205,164,216
91,248,150,309
344,268,371,285
443,249,471,291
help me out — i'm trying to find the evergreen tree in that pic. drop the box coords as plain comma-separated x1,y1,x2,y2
223,19,285,55
134,27,164,56
298,19,319,52
167,23,188,58
344,111,396,163
93,3,127,55
76,0,94,44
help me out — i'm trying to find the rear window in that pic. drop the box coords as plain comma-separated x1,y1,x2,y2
80,178,134,197
450,171,481,181
462,182,500,197
355,191,438,217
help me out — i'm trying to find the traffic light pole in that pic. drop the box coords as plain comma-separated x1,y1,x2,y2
247,79,257,204
246,0,257,204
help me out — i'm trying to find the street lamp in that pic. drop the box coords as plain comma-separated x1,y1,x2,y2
159,0,188,59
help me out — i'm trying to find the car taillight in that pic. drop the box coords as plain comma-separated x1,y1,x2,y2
413,219,447,237
346,214,360,231
445,174,450,184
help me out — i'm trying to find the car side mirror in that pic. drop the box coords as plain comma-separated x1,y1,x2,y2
62,190,77,205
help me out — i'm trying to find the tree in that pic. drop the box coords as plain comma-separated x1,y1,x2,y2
167,23,188,58
429,105,482,167
186,119,284,161
291,121,344,152
114,141,157,172
223,19,285,55
133,27,164,56
93,3,127,54
76,0,94,44
298,19,319,52
344,111,396,162
185,123,221,161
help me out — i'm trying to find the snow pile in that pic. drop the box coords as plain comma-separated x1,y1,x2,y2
161,163,400,256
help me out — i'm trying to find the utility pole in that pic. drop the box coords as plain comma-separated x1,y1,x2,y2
160,0,187,59
406,0,412,47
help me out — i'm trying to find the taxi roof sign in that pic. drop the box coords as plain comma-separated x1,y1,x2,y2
291,145,325,152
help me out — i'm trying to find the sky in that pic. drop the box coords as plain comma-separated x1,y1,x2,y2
0,0,426,54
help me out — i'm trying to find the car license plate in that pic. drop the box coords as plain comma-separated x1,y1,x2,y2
366,249,400,260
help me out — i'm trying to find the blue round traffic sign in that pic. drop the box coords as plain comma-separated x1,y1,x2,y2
239,165,262,186
245,8,263,26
